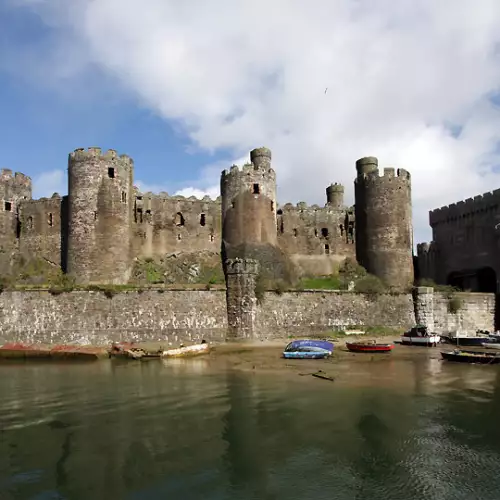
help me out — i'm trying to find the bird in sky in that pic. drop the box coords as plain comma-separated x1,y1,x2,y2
325,88,328,94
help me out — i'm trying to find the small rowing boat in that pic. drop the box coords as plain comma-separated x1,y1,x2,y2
162,342,210,358
282,339,334,359
440,349,500,364
346,341,394,353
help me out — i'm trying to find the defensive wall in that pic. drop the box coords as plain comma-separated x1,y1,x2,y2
0,147,356,282
418,188,500,288
0,288,493,345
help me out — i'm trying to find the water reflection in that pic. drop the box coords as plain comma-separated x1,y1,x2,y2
1,352,500,499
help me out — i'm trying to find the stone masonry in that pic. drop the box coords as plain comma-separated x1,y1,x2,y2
0,288,494,345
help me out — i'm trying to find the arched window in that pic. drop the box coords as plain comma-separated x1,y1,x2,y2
200,213,206,226
175,212,185,227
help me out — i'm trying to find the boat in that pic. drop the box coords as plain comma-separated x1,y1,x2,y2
162,342,211,358
109,343,163,360
441,349,500,364
442,330,497,347
346,341,394,353
481,343,500,350
0,342,106,360
401,325,441,346
282,339,334,359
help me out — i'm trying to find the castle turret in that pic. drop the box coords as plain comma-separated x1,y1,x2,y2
0,169,32,263
354,156,414,290
221,147,294,283
225,258,259,340
67,147,133,284
326,183,344,209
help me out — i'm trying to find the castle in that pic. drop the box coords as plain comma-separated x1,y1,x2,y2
417,189,500,293
0,146,415,290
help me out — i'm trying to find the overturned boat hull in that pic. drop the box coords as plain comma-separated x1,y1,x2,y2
283,351,330,359
282,339,334,360
162,343,211,358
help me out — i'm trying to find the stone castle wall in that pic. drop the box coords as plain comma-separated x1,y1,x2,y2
0,147,356,282
0,289,494,345
419,188,500,287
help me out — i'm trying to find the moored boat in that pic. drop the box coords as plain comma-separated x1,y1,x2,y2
109,343,162,360
441,349,500,364
282,339,334,359
481,343,500,350
346,341,394,353
442,330,497,347
0,342,105,360
401,325,440,346
162,342,210,358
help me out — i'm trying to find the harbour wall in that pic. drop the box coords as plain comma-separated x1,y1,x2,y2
0,289,495,345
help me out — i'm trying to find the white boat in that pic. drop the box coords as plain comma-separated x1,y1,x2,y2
401,325,441,346
162,342,210,358
481,343,500,350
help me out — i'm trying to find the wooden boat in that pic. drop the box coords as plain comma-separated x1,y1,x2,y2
0,342,105,360
442,332,496,347
346,341,394,353
282,339,334,359
401,325,440,346
162,342,210,358
441,349,500,364
109,343,162,360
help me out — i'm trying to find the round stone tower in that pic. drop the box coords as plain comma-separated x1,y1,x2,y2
326,183,344,209
67,147,134,284
354,156,414,290
221,147,293,283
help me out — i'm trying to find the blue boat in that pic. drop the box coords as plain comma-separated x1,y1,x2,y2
282,339,334,359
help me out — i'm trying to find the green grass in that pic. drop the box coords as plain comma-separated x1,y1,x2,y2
297,276,343,290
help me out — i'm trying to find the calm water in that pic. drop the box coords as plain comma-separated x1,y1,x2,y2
1,353,500,499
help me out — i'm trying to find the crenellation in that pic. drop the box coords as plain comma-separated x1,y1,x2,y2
430,188,500,226
0,146,419,293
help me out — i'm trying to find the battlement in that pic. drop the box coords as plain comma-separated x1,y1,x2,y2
277,201,347,212
357,166,411,184
0,169,32,186
69,147,134,166
327,183,344,193
23,193,63,205
221,162,276,180
134,190,221,204
225,258,260,275
429,189,500,226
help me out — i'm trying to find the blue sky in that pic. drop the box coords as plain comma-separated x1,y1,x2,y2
2,0,500,244
0,1,228,199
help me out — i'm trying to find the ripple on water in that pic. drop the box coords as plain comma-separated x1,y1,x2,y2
1,360,500,499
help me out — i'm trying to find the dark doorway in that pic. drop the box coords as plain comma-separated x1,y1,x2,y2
477,267,497,293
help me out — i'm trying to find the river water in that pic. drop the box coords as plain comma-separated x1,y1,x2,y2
1,351,500,499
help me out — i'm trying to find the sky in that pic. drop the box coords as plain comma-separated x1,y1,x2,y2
1,0,500,245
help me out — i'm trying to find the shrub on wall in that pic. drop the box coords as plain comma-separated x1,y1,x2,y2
254,273,267,305
448,295,463,314
354,274,387,295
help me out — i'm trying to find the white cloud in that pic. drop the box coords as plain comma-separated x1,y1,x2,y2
10,0,500,243
32,169,66,199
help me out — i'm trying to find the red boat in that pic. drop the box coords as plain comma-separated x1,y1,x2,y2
0,342,107,360
346,341,394,353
